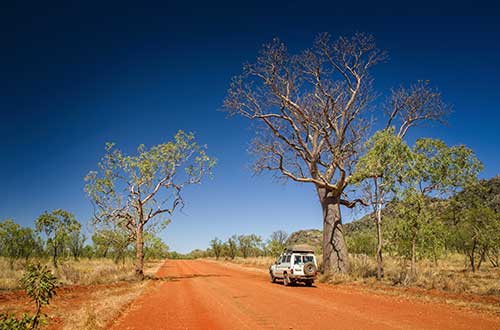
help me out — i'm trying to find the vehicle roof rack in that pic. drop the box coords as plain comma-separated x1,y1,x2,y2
284,244,315,253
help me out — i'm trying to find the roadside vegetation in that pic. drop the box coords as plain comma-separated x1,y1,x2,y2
188,177,499,298
1,131,214,329
0,212,167,329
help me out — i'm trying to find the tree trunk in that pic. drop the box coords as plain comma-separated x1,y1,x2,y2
477,247,486,271
469,240,477,272
488,249,499,267
374,178,384,280
53,246,58,268
410,232,417,277
103,246,109,258
375,207,384,280
135,226,145,280
318,188,350,274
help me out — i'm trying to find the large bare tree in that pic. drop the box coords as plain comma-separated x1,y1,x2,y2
224,33,449,273
224,33,386,273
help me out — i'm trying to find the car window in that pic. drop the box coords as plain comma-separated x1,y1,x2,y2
294,255,302,264
303,256,314,263
285,255,291,263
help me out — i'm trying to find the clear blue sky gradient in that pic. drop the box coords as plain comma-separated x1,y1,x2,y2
1,2,499,252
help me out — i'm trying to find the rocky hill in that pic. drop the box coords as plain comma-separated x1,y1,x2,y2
286,229,322,252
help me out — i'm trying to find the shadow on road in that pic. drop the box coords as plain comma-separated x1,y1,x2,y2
146,274,229,282
270,281,317,288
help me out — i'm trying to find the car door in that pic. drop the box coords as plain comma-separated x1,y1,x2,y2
276,254,288,277
272,255,282,277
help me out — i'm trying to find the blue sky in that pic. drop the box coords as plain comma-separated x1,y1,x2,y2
1,1,499,252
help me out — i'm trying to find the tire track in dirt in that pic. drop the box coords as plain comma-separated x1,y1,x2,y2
109,259,500,330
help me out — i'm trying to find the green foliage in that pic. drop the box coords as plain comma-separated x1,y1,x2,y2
144,233,169,260
68,231,86,260
445,181,500,271
385,190,446,262
266,230,289,257
225,235,238,259
92,228,131,263
237,234,262,258
21,263,58,309
386,138,482,275
0,220,42,268
409,138,483,194
346,230,377,256
0,313,37,330
35,209,81,267
353,128,411,186
81,245,94,259
85,130,215,277
84,131,216,231
210,238,223,259
12,263,58,329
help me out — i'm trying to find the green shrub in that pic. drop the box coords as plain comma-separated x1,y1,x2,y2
0,263,58,329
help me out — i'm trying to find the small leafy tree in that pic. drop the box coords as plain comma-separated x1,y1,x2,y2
68,231,86,261
396,139,482,276
92,228,131,264
210,238,223,260
267,230,289,257
238,234,262,258
91,231,112,258
35,209,81,268
352,128,412,279
81,245,94,260
12,263,57,329
0,220,42,269
346,230,377,256
225,235,238,259
85,131,215,279
144,233,169,260
446,181,500,271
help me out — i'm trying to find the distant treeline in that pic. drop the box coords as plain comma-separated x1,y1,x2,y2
0,209,169,269
171,231,290,260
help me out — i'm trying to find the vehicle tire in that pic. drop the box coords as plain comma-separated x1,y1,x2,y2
283,273,291,286
270,271,276,283
303,262,317,276
305,279,313,287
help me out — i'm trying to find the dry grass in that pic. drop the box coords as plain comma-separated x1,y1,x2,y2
318,254,500,296
212,254,500,297
62,259,163,330
60,281,149,330
0,257,147,290
0,257,164,330
216,256,276,269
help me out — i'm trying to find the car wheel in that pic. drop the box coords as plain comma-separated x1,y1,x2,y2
283,273,291,286
305,280,313,287
270,271,276,283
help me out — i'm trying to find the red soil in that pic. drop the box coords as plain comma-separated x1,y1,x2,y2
109,259,500,330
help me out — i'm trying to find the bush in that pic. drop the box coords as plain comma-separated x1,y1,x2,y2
0,263,58,330
0,313,36,330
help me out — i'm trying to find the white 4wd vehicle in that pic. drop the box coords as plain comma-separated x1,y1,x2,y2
269,245,318,286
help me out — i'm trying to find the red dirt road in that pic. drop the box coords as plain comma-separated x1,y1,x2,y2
110,260,500,330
